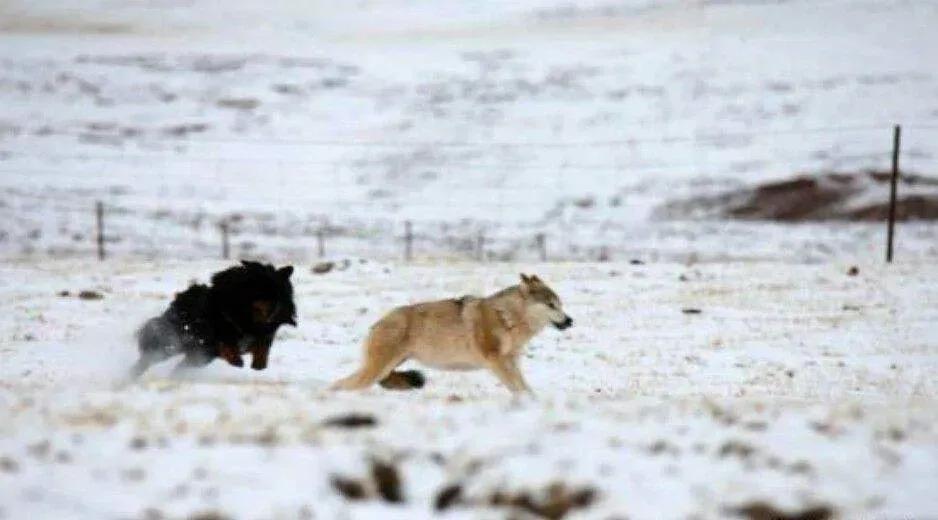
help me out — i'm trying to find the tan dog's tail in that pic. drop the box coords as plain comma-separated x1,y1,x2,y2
379,370,426,390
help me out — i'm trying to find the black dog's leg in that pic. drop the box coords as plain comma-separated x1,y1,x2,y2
170,351,214,376
131,317,178,379
130,356,161,379
250,344,270,370
217,343,244,367
250,334,275,370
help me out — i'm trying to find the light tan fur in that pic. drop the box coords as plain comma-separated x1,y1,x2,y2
331,274,572,394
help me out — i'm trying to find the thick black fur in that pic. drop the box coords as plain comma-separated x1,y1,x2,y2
131,261,297,378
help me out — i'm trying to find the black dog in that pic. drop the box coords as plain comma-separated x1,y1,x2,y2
131,261,297,378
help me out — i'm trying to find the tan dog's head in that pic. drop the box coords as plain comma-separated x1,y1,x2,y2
519,274,573,330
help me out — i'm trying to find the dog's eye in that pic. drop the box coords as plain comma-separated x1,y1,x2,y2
547,302,556,309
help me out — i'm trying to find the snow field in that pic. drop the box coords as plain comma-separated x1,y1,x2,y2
0,259,936,518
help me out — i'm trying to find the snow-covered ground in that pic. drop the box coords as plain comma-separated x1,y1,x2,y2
1,259,936,518
2,1,938,518
2,0,938,261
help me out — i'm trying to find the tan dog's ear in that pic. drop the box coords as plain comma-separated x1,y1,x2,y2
519,274,532,296
530,274,541,283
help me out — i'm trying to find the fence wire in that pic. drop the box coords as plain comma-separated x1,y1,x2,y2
1,123,935,262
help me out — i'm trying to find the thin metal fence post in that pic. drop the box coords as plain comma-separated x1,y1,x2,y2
886,124,901,263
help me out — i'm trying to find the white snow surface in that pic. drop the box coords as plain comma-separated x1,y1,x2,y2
0,259,936,519
2,0,938,261
2,2,938,518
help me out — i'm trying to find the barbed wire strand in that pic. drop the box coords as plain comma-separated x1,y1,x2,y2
0,123,892,148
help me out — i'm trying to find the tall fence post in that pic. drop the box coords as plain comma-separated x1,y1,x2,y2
219,220,230,260
95,201,105,261
316,227,326,258
886,124,901,263
404,220,413,262
535,233,547,262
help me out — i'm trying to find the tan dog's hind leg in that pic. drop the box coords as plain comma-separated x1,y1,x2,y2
332,313,409,391
333,348,406,390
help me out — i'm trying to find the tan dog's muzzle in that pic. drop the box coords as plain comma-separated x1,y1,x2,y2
553,315,573,330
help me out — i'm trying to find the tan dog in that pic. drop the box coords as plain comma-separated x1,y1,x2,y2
331,274,573,394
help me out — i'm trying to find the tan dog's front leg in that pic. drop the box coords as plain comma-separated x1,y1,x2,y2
217,343,244,367
485,354,526,394
505,356,532,394
472,306,524,394
250,343,271,370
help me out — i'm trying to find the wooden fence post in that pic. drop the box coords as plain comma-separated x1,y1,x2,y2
317,227,326,258
219,220,230,260
886,124,901,263
535,233,546,262
598,245,610,262
95,201,105,261
404,221,413,262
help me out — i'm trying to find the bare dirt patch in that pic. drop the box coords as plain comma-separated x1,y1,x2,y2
660,171,938,222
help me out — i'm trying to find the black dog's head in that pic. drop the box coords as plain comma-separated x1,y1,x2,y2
211,260,298,336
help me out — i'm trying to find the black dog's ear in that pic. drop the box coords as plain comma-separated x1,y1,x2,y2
277,265,294,279
241,260,262,269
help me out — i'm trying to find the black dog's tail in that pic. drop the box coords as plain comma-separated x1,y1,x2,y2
130,317,177,379
379,370,426,391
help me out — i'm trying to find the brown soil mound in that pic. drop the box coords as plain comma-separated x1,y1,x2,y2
660,171,938,222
